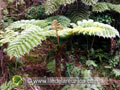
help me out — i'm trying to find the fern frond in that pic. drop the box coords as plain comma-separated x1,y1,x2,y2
44,0,99,14
6,19,49,31
0,81,15,90
0,30,18,46
72,20,119,38
86,60,97,67
58,20,119,38
5,28,56,58
65,3,90,23
92,2,120,13
68,11,90,23
2,19,119,58
6,16,70,32
81,0,98,6
113,69,120,77
108,3,120,13
92,2,109,12
44,0,77,14
6,28,45,58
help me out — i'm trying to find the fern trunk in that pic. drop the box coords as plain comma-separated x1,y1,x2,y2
55,46,62,89
55,50,62,77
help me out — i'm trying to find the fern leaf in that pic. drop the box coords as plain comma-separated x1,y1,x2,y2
0,30,18,46
68,11,90,23
65,3,90,23
6,19,49,31
81,0,98,6
72,20,120,38
44,0,77,14
86,60,97,67
6,16,70,32
2,19,119,58
92,2,109,12
113,69,120,77
58,20,119,38
44,0,60,14
92,2,120,13
108,3,120,13
6,28,46,58
0,81,15,90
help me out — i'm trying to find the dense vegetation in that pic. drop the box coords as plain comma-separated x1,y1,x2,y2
0,0,120,90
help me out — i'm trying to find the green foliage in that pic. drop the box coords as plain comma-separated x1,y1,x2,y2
12,75,23,86
63,66,104,90
0,75,23,90
109,55,119,68
0,81,16,90
6,25,47,58
72,20,119,38
47,60,56,73
44,0,99,14
81,69,91,78
47,60,63,73
86,60,97,67
62,84,103,90
92,2,110,12
81,0,98,6
1,19,119,58
65,3,90,23
5,15,70,31
88,48,109,62
66,63,75,76
45,15,71,27
0,30,18,46
8,0,14,3
25,5,48,19
92,2,120,13
44,0,76,14
91,14,113,24
112,69,120,77
67,11,90,23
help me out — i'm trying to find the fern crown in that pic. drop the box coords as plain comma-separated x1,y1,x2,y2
0,18,119,58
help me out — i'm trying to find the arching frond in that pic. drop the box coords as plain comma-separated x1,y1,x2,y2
1,19,119,58
92,2,120,13
6,16,70,32
5,27,55,58
108,3,120,13
44,0,98,14
81,0,98,6
5,19,49,32
65,3,90,23
72,20,120,38
92,2,109,12
44,0,77,14
0,30,18,46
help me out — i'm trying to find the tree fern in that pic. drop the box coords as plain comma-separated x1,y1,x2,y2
92,2,120,13
1,19,119,58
